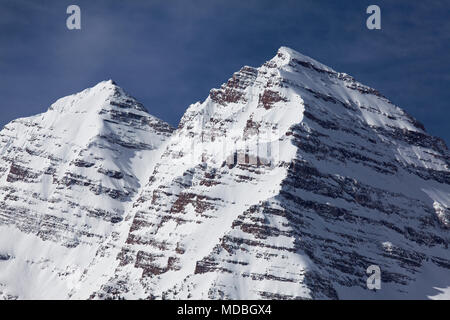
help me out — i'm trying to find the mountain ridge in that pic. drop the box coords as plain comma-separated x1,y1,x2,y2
0,46,449,300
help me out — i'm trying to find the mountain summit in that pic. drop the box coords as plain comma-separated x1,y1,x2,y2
0,47,449,300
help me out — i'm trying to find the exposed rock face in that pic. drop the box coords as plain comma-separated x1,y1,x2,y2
0,80,174,299
0,47,449,300
92,47,449,300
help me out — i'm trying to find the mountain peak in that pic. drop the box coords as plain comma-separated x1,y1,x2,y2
274,46,336,73
26,80,173,152
92,79,119,90
47,80,148,115
48,81,116,113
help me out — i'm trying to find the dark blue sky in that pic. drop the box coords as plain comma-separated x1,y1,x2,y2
1,0,449,144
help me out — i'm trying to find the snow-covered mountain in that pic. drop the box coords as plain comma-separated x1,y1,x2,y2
1,47,449,300
0,80,174,299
